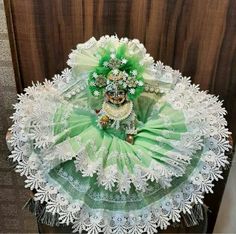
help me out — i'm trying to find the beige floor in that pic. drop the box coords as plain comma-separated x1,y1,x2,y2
214,149,236,233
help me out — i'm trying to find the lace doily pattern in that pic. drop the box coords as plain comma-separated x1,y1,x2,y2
9,75,230,233
8,35,231,234
8,71,202,194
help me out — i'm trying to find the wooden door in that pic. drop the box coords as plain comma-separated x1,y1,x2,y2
4,0,236,233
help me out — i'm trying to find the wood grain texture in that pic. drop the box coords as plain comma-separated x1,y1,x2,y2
4,0,236,233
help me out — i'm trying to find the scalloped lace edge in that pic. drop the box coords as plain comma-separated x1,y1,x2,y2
8,68,231,233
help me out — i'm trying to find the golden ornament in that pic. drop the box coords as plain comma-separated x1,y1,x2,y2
100,115,110,126
102,101,133,121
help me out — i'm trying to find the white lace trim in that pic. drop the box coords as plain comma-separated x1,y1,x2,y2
8,68,204,194
70,76,230,194
73,138,194,193
8,57,231,233
9,138,230,234
9,86,231,233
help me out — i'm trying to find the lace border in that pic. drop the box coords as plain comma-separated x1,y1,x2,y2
8,48,231,233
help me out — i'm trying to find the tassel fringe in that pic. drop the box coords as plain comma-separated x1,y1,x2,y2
24,198,60,227
181,203,208,228
24,199,208,231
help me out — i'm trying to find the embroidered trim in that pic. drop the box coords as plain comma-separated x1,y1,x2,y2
8,37,231,233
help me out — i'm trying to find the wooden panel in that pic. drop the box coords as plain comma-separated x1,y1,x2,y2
4,0,236,233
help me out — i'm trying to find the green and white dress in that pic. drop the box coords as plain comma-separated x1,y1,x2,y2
9,35,231,233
